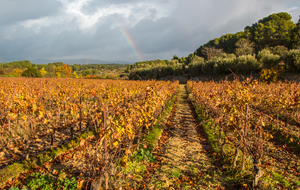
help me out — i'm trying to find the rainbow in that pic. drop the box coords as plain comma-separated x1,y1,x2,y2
111,16,143,62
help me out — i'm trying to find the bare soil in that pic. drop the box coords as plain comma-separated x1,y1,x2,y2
145,85,223,189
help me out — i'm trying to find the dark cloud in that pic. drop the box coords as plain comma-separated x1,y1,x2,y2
0,0,299,63
0,0,63,25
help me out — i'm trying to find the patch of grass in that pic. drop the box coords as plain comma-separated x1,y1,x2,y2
171,169,182,178
113,160,147,188
0,163,27,186
140,90,177,151
132,148,155,162
38,131,94,165
155,181,164,189
189,164,198,176
10,172,78,190
143,125,164,151
273,172,291,188
122,160,147,175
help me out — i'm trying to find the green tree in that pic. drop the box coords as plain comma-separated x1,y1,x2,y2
22,67,42,77
92,69,98,75
249,12,295,50
0,68,4,75
172,55,179,60
283,49,300,71
83,70,91,76
179,57,187,64
72,64,80,71
125,65,132,73
290,17,300,49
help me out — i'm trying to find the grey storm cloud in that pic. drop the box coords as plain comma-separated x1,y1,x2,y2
0,0,299,63
0,0,63,25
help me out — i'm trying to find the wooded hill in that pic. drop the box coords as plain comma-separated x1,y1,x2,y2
129,12,300,82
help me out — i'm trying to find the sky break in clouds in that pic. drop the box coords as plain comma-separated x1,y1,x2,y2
0,0,300,64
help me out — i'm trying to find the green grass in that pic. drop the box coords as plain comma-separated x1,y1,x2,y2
140,91,177,151
10,172,78,190
171,169,182,178
0,163,27,185
268,171,300,189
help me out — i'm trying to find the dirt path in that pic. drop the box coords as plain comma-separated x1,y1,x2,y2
146,85,223,189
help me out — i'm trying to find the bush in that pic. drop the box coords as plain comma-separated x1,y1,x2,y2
199,54,237,75
0,68,5,75
219,54,237,74
257,49,281,68
160,65,174,77
260,65,285,83
283,49,300,72
271,45,288,57
22,67,42,78
201,59,214,75
235,55,261,74
187,57,205,76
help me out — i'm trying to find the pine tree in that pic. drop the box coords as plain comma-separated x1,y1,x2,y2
290,15,300,49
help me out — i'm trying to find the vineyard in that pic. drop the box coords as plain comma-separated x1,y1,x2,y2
0,78,178,189
1,77,300,189
187,79,300,189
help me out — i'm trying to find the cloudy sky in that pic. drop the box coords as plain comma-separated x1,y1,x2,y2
1,0,300,64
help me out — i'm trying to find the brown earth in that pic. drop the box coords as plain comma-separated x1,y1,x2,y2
144,85,223,189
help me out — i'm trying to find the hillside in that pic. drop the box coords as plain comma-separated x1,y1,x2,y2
128,12,300,82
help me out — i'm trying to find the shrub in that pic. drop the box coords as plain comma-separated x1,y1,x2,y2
271,45,288,57
260,65,285,83
187,57,205,76
219,54,237,74
257,49,281,68
235,55,262,74
283,49,300,72
0,68,5,75
199,54,237,75
22,67,42,78
201,59,214,75
188,62,202,76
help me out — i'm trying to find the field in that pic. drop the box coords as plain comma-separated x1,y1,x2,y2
0,78,178,189
0,77,300,189
187,79,300,189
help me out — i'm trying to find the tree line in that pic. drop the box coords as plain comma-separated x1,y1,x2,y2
0,61,128,79
128,12,300,81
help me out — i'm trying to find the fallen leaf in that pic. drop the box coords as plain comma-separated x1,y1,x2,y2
77,178,84,189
